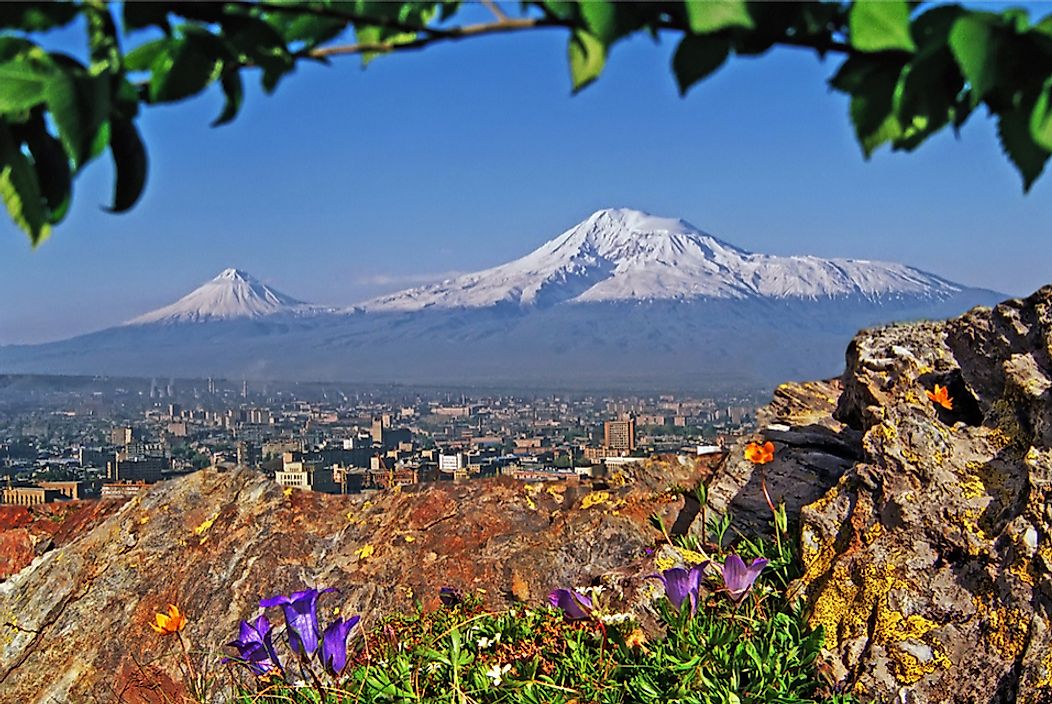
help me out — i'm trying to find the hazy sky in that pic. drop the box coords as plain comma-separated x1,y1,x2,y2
2,7,1050,344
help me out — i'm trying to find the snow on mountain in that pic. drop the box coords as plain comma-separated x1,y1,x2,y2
127,268,321,324
363,208,962,312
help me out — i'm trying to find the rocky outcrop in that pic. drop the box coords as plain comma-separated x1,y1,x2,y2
703,285,1052,703
0,456,712,703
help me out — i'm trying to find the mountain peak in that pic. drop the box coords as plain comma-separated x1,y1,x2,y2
363,208,964,312
215,268,256,282
126,269,316,325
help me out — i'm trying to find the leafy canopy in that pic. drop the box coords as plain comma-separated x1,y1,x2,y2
1,1,1051,246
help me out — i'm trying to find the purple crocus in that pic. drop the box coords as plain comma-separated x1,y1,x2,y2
548,588,593,620
223,614,282,676
649,564,706,615
721,554,768,602
320,614,361,677
260,587,335,657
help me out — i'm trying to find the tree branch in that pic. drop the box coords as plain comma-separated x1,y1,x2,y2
307,16,569,59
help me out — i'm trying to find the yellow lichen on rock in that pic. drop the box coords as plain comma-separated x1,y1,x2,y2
192,511,219,537
581,491,610,509
877,610,952,684
973,596,1030,659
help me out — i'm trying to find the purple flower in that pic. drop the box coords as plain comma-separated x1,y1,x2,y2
320,615,360,677
721,554,768,602
649,565,706,615
223,615,282,676
548,588,593,620
260,587,335,657
439,586,462,608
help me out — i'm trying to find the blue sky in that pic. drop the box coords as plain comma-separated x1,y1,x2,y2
2,5,1050,343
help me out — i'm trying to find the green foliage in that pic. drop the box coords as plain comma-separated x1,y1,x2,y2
1,0,1051,245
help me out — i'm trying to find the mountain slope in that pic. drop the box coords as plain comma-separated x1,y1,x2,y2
364,208,962,311
128,268,322,324
0,210,1008,391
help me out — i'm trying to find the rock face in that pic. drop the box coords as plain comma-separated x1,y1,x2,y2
0,456,711,703
0,500,121,580
704,285,1052,703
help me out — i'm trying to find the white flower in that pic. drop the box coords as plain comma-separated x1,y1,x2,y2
477,633,500,649
598,612,633,625
486,663,512,686
426,661,442,674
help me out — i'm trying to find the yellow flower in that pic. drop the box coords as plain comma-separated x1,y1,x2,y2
927,384,954,410
744,441,775,465
404,535,416,543
150,604,186,635
356,544,375,560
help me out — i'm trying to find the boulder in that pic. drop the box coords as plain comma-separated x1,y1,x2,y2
703,285,1052,703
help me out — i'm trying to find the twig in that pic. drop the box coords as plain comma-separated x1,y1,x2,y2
481,0,508,23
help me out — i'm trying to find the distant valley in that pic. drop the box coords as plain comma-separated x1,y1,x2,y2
0,209,1004,391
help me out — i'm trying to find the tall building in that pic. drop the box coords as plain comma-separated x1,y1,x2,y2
110,427,134,446
603,416,636,453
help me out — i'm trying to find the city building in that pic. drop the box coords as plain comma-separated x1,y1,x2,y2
107,456,168,482
2,486,65,506
603,416,636,454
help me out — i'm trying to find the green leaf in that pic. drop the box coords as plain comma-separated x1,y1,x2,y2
274,14,348,48
672,35,731,95
850,0,916,53
124,39,169,72
148,34,221,103
108,117,147,212
891,49,960,150
568,30,605,93
23,120,71,223
122,3,171,33
998,101,1050,192
540,1,578,22
684,0,754,34
0,60,52,112
212,71,243,127
45,69,110,169
0,2,79,32
1030,77,1052,151
0,124,49,245
579,2,620,45
847,62,906,156
948,15,1003,102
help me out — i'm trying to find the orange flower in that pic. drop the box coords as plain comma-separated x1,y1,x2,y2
744,441,775,465
150,604,187,635
625,628,648,650
926,384,953,411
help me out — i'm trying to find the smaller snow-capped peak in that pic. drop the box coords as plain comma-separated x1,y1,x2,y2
127,268,319,325
363,208,965,312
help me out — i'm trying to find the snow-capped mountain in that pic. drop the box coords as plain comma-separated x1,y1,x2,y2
0,209,1008,391
128,268,322,324
364,208,961,311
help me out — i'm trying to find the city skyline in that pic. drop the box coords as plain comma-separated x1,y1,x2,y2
2,6,1051,344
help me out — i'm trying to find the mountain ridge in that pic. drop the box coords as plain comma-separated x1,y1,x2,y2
0,208,1008,391
362,208,965,312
